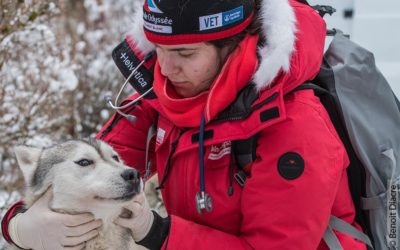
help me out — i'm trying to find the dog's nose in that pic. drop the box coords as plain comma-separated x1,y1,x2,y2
120,169,139,182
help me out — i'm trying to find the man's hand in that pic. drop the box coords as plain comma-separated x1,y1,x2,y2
8,190,102,250
114,192,154,242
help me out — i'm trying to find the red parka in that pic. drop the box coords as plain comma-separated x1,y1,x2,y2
0,1,368,249
96,1,367,249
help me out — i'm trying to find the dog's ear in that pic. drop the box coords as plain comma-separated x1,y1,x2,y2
14,145,42,183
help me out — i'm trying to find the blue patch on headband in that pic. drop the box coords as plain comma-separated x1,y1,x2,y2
222,6,244,26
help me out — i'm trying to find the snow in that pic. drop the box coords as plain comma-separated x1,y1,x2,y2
0,1,138,247
101,109,110,119
25,136,54,148
50,67,79,91
2,114,13,123
48,2,56,11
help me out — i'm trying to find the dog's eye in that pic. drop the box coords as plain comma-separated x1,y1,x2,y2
112,155,120,162
75,159,94,167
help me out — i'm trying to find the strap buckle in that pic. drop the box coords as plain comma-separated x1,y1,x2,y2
234,170,247,187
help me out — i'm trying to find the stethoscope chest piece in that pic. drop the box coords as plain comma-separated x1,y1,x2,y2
196,191,213,215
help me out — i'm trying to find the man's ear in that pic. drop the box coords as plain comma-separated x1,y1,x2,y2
14,145,42,184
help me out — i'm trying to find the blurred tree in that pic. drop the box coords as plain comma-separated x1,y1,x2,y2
0,2,167,248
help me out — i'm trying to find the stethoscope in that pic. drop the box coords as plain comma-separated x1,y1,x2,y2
105,50,213,215
195,113,213,214
105,51,155,122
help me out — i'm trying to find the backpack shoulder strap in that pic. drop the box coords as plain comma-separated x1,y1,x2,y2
293,82,329,95
231,133,260,186
324,216,374,249
230,82,321,186
232,81,333,179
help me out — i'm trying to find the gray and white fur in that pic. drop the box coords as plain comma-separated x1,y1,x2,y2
12,139,147,250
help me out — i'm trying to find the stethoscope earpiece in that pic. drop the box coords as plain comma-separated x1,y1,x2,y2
105,51,155,122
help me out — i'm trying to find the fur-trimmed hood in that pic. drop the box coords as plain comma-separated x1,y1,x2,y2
128,0,326,92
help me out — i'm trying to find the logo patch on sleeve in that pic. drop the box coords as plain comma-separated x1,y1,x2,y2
277,152,304,180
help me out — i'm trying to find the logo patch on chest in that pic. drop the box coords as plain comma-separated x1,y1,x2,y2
208,141,231,160
156,128,166,145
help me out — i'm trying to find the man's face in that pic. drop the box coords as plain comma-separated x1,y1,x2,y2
155,42,229,98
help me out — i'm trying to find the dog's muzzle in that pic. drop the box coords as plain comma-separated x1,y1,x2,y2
94,169,141,201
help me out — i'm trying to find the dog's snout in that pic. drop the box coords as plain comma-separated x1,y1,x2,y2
121,169,139,182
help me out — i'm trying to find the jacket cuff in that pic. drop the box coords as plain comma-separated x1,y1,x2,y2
1,201,26,244
136,211,170,250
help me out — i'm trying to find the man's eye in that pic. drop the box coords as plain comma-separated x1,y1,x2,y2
74,159,94,167
178,52,194,58
112,155,120,162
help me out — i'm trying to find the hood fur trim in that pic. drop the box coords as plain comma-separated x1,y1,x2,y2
253,0,296,90
128,0,155,55
128,0,296,90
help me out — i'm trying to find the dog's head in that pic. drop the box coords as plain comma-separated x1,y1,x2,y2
14,139,142,218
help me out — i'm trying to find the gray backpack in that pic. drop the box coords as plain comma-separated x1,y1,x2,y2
308,30,400,250
233,30,400,250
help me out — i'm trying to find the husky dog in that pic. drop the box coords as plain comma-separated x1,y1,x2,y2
12,139,147,250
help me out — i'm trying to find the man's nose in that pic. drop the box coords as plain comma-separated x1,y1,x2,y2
160,54,179,76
